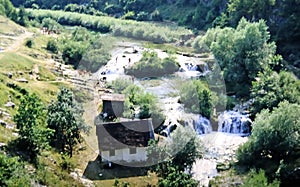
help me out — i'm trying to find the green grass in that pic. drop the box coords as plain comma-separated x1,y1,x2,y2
27,9,192,44
0,125,15,143
0,16,24,35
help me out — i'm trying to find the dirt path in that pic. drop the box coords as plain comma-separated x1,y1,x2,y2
2,30,33,53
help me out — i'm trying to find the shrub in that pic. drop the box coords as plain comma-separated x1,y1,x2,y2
126,51,179,78
122,84,165,128
25,39,34,48
179,80,213,118
46,39,58,53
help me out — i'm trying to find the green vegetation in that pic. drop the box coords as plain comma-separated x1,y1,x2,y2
47,87,90,157
26,9,192,43
241,170,279,187
251,69,300,115
148,126,204,187
13,93,53,162
79,35,114,72
25,38,33,47
125,51,179,78
107,78,165,128
0,153,31,186
46,39,58,53
122,84,165,128
180,80,213,118
237,101,300,184
200,18,277,97
106,78,132,94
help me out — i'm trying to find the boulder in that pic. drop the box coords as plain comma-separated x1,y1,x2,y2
15,78,28,83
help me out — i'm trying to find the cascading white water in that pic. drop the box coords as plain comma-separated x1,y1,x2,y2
184,115,212,135
218,111,252,136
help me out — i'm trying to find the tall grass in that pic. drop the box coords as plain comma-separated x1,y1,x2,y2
27,9,193,44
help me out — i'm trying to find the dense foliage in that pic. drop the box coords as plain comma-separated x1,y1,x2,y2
125,51,179,78
0,0,28,26
148,126,204,187
13,94,53,162
0,154,31,186
237,101,300,184
241,170,279,187
8,0,300,64
27,9,191,44
47,88,90,157
180,80,213,118
200,18,277,97
250,69,300,115
122,84,165,129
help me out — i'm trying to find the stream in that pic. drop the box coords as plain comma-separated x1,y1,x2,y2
92,42,250,186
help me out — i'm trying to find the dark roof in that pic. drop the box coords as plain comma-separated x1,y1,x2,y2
96,119,154,151
101,94,125,102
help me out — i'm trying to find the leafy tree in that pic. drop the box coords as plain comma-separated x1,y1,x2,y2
157,165,199,187
251,69,300,115
16,6,28,26
237,101,300,181
79,36,113,73
148,126,203,186
47,87,90,157
180,80,213,118
0,0,17,19
122,84,165,128
227,0,276,26
61,40,88,68
14,94,53,162
203,18,277,97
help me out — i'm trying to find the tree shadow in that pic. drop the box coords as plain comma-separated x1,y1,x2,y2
83,155,148,180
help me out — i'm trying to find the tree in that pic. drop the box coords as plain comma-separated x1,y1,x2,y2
47,88,90,157
147,126,203,187
237,101,300,182
14,94,53,162
16,6,28,26
227,0,276,26
180,80,213,118
251,69,300,115
203,18,277,97
122,84,165,129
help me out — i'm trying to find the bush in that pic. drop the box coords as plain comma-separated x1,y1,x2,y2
237,101,300,181
242,170,279,187
107,78,133,94
179,80,213,118
25,39,34,48
0,154,32,186
125,51,179,78
46,39,58,53
122,84,165,128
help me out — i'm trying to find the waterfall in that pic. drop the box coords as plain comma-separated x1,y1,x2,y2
218,111,252,136
185,115,212,135
160,115,212,137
